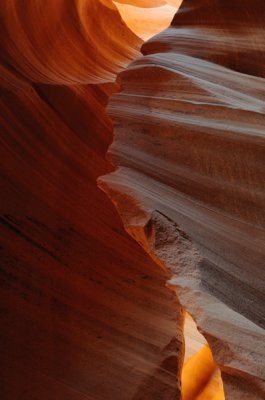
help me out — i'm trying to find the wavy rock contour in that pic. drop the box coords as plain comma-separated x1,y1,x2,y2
99,1,265,399
0,1,183,399
1,0,264,399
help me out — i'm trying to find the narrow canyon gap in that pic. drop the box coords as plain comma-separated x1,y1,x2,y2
0,1,265,400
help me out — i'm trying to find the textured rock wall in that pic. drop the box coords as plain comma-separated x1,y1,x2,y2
1,0,264,399
0,0,140,87
100,0,265,398
0,1,183,399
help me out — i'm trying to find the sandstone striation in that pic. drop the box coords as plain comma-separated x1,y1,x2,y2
0,1,183,399
1,0,264,399
0,0,141,88
99,0,265,398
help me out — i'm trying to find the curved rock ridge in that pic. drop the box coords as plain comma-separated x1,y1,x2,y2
99,0,265,398
144,0,265,78
1,0,264,398
0,0,141,89
0,72,183,398
0,2,191,399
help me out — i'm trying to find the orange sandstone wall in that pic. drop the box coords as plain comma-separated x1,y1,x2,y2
0,0,141,87
0,1,183,399
1,1,265,399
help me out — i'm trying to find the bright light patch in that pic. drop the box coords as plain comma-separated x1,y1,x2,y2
182,313,225,400
114,2,181,40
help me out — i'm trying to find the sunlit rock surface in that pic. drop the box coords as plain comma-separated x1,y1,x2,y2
1,0,264,399
182,313,224,400
100,0,265,398
0,0,141,87
114,1,181,40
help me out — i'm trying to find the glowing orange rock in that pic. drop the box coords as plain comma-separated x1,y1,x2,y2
114,1,181,39
182,346,224,400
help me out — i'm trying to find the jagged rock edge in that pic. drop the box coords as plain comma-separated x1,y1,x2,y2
98,169,265,398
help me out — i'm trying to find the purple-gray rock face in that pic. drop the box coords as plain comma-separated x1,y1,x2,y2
100,1,265,398
1,1,264,399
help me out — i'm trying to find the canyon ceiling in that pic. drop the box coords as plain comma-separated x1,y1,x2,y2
0,1,264,400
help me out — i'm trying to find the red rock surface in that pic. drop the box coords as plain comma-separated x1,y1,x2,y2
0,2,183,399
0,0,140,87
1,1,265,399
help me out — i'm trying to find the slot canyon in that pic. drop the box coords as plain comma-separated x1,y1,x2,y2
0,1,264,399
